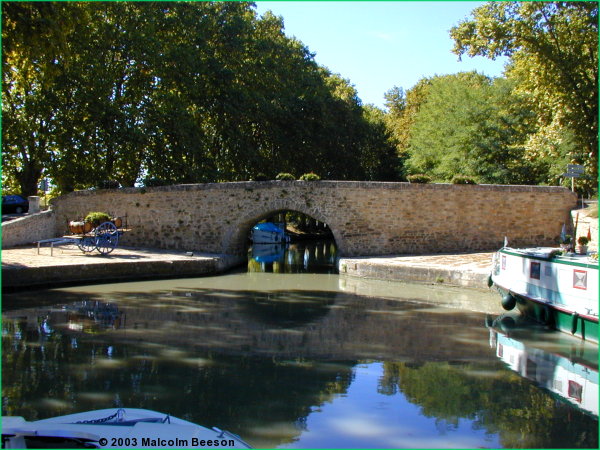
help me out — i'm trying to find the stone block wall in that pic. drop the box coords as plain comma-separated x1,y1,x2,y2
1,210,57,248
46,181,576,257
572,208,598,252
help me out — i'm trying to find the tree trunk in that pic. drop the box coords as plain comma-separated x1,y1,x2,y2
17,162,43,197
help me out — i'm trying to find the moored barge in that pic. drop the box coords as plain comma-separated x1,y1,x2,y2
490,247,598,343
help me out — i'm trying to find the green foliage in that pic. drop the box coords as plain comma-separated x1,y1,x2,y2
2,2,401,196
253,173,269,181
450,1,598,191
359,105,402,181
560,234,572,245
405,73,539,184
384,78,432,158
84,211,111,226
406,174,431,184
275,173,295,181
142,178,168,188
299,172,321,181
97,180,120,190
451,175,478,185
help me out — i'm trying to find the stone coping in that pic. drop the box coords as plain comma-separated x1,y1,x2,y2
339,252,495,289
52,180,574,198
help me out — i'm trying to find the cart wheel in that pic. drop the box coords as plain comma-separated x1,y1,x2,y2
95,221,119,255
77,236,97,253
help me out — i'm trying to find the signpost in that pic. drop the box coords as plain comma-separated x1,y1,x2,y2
563,164,585,192
39,179,49,209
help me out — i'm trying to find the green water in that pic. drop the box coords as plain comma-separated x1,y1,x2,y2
2,242,598,448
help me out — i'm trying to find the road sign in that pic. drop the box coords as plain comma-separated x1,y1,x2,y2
563,164,585,192
566,164,585,175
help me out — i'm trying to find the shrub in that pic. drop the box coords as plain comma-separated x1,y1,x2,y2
451,175,478,185
560,234,572,245
275,173,295,181
143,177,167,187
253,173,269,181
85,212,111,226
97,180,120,189
407,174,431,184
299,172,321,181
578,236,590,245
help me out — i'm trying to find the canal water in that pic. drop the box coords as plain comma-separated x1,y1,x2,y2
2,241,598,448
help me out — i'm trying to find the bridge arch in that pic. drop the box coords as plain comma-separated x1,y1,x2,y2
219,199,344,255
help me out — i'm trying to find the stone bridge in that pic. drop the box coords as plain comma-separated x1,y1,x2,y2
32,181,575,257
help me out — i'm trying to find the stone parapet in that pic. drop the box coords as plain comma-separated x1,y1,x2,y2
46,181,576,256
1,210,57,248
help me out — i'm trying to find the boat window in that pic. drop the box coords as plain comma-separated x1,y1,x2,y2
530,262,541,280
568,380,583,402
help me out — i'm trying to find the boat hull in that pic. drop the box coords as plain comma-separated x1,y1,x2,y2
1,408,252,449
491,247,598,343
495,285,598,343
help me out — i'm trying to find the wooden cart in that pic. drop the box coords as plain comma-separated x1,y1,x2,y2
37,217,127,256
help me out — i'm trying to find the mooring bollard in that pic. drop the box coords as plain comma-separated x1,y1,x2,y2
27,196,40,214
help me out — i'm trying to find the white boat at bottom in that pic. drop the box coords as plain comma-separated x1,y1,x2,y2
1,408,253,449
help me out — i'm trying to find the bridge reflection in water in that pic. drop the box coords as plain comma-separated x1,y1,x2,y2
248,240,338,274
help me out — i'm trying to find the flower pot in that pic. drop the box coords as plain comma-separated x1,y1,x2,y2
576,245,588,255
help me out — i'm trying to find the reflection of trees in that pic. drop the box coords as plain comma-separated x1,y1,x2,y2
2,317,355,447
379,362,598,448
5,283,597,448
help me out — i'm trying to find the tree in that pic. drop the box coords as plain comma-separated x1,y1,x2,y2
384,79,433,179
450,1,598,190
357,105,401,181
3,2,400,195
406,72,538,184
2,2,83,195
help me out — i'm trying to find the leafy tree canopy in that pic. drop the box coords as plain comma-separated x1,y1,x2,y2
2,1,400,196
450,1,598,188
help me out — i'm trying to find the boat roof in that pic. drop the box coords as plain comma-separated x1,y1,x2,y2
499,247,598,269
252,222,284,233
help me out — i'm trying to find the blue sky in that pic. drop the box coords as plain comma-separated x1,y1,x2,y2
254,1,508,108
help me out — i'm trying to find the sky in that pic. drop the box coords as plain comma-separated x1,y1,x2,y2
254,1,509,108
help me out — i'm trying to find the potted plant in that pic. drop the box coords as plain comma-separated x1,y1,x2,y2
576,236,589,254
559,234,572,251
85,212,111,228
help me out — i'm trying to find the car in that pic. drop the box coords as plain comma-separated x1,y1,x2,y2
2,194,29,214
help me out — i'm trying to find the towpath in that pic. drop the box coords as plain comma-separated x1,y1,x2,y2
2,244,494,291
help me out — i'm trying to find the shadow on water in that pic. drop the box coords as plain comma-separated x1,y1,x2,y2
3,276,598,448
